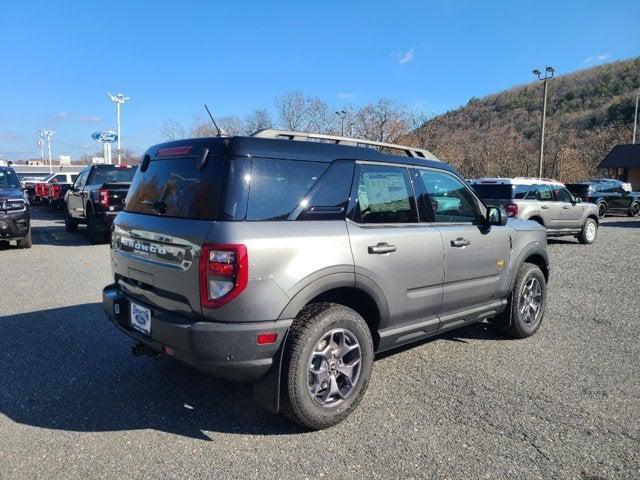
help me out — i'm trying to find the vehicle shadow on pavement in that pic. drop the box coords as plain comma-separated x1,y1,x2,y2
376,322,507,360
0,303,303,440
600,219,640,228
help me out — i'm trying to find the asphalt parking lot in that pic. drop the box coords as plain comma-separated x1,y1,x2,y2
0,208,639,479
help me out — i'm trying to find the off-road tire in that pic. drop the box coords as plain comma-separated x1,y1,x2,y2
577,218,598,244
497,263,547,339
281,302,374,430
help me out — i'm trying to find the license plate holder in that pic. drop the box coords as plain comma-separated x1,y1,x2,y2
130,302,151,335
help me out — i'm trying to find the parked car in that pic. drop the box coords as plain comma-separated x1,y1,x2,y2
102,130,550,429
591,178,632,193
0,166,31,248
64,164,135,243
30,171,80,205
566,181,640,218
470,177,600,244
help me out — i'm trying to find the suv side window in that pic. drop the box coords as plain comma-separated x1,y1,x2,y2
514,185,530,199
525,185,538,200
352,164,417,224
536,185,553,201
246,159,328,221
554,186,573,202
417,169,480,223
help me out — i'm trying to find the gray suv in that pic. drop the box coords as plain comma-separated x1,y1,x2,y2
471,178,600,244
103,131,550,429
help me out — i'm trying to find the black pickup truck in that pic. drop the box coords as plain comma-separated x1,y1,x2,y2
64,164,136,243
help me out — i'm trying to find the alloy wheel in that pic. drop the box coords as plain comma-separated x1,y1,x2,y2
519,277,542,325
307,328,362,408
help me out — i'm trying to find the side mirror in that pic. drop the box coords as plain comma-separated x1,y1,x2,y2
486,206,507,226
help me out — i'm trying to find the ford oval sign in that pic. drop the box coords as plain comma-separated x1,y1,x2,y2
92,131,118,143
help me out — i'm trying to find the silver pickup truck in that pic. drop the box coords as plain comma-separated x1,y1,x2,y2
471,177,600,244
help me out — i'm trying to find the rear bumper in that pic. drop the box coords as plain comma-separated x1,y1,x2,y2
102,283,292,384
0,209,30,239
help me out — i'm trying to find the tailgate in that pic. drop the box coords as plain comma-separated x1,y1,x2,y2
112,212,212,320
103,182,131,210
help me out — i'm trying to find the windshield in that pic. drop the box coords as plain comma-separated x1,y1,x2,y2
0,170,21,189
90,167,135,185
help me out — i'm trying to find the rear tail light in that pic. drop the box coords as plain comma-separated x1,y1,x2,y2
506,203,518,217
200,244,248,308
256,333,278,345
99,188,109,207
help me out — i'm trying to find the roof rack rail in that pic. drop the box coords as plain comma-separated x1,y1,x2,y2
251,129,439,161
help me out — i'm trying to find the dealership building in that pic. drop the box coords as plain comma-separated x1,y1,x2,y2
599,144,640,190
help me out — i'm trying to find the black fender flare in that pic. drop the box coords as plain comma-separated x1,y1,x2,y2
509,242,549,292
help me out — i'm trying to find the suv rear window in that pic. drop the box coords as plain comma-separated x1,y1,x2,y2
125,156,223,220
90,167,135,185
472,183,529,199
566,184,592,195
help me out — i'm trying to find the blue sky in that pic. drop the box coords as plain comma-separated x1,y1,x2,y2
1,0,638,160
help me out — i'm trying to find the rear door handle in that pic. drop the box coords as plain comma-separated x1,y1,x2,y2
368,242,396,254
563,205,570,209
541,205,550,209
450,238,471,248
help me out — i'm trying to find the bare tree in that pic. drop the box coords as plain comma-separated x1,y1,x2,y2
190,114,217,138
161,119,187,140
352,98,412,143
245,108,274,134
218,116,245,136
275,91,330,133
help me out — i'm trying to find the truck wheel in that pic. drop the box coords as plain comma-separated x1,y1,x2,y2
65,210,78,232
87,211,105,244
629,202,640,217
17,230,33,249
577,218,598,244
597,202,607,218
281,303,374,430
498,263,547,339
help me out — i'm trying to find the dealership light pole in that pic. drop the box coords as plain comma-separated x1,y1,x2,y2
38,129,55,173
107,92,130,165
633,90,639,144
335,110,347,136
532,66,555,178
37,138,45,164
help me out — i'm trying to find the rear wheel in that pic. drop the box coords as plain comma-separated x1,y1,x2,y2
597,202,607,218
281,303,374,430
17,230,32,249
496,263,547,339
65,209,78,232
87,210,106,244
629,201,640,217
577,218,598,244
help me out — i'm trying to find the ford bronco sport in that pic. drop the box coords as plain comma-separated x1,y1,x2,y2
471,177,600,244
103,130,550,429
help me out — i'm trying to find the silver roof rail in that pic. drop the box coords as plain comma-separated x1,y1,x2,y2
252,129,439,161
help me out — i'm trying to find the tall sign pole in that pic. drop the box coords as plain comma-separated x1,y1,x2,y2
107,92,130,165
532,66,555,178
39,129,55,173
92,131,117,164
633,90,639,145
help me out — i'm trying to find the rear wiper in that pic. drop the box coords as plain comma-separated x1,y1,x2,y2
141,199,167,214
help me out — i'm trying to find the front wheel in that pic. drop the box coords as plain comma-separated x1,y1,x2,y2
628,202,640,217
65,209,78,232
281,303,374,430
17,230,32,249
577,218,598,244
597,202,607,218
497,263,547,339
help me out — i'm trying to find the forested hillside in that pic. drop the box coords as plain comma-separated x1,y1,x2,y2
408,58,640,181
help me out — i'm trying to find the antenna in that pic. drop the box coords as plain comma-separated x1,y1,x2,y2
204,104,222,136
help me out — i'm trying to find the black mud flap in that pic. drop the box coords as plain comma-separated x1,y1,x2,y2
252,329,289,414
